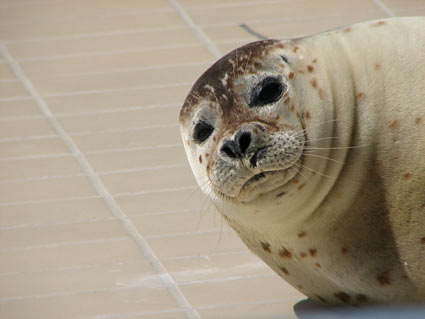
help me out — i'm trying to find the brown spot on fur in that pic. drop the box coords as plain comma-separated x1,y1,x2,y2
403,173,412,180
416,117,422,124
199,155,202,163
261,242,271,253
275,114,280,120
344,27,351,33
293,179,299,184
298,183,306,191
186,139,190,145
293,46,299,53
310,78,317,88
305,111,311,119
377,271,391,286
309,248,318,257
375,63,381,70
312,58,317,63
298,70,305,74
280,266,289,275
356,294,368,304
341,248,349,254
389,119,398,129
298,231,307,238
356,92,364,99
315,263,321,268
420,237,425,244
300,252,307,258
288,72,295,79
276,191,286,197
297,284,304,290
279,248,293,259
284,96,290,104
290,104,295,112
373,21,387,27
278,43,285,49
307,65,314,72
205,153,209,157
334,291,351,304
213,136,216,142
318,88,324,100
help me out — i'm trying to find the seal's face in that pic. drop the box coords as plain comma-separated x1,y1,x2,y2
179,40,305,204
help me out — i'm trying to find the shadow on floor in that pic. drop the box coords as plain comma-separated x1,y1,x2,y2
294,298,425,319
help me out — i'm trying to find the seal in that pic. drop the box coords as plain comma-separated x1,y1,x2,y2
179,17,425,305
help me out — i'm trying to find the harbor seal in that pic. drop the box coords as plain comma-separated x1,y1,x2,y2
179,17,425,305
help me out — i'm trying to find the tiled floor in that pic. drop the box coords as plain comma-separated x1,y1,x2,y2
0,0,423,318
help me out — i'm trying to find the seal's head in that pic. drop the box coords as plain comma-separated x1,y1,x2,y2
179,40,307,208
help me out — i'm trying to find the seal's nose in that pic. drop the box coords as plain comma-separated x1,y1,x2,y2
220,131,252,159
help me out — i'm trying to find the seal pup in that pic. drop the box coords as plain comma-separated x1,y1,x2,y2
179,17,425,305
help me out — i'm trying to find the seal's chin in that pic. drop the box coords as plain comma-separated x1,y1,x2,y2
216,166,299,203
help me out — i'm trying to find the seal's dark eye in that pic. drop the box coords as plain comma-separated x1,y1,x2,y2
193,120,214,143
249,76,284,107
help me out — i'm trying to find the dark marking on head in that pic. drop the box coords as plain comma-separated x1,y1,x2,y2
334,291,351,304
375,63,381,70
199,155,202,164
420,237,425,244
280,55,289,63
290,104,295,112
377,271,391,286
307,65,314,72
293,46,299,53
312,58,317,63
309,248,318,257
261,241,272,253
344,27,351,33
416,117,422,124
297,284,304,290
276,191,286,197
341,247,349,254
305,111,311,119
279,248,293,259
310,78,317,88
179,40,280,122
315,263,321,268
298,231,307,238
288,72,295,79
205,153,209,157
356,92,365,99
300,252,307,258
298,183,306,191
280,266,289,275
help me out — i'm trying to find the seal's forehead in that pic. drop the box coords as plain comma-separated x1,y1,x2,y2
179,39,280,123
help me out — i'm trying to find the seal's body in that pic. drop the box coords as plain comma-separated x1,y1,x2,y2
179,17,425,305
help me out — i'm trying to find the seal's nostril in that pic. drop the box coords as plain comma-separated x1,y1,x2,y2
236,131,251,154
221,140,241,159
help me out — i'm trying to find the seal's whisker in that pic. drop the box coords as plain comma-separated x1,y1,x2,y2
302,153,345,164
304,144,368,151
291,119,341,139
294,162,332,179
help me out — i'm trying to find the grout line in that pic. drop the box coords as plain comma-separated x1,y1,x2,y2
0,185,198,207
168,0,222,60
0,144,182,162
0,163,189,185
0,250,249,277
372,0,396,17
0,103,180,122
0,42,200,319
41,81,194,98
15,42,202,62
0,229,229,253
3,26,187,44
0,273,278,304
0,208,203,231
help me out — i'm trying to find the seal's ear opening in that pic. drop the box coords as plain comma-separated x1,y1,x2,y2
249,76,284,107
